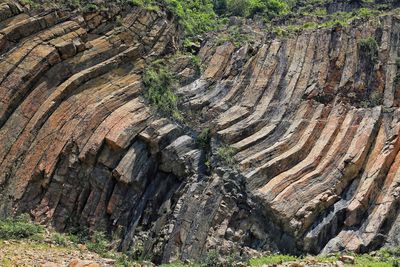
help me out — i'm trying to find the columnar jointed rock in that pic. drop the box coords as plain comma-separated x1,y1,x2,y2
179,15,400,255
2,0,400,264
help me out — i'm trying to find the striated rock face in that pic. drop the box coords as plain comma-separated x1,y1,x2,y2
2,0,400,263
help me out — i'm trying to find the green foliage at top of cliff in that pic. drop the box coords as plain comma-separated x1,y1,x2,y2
130,0,290,44
130,0,400,47
20,0,400,46
215,0,289,19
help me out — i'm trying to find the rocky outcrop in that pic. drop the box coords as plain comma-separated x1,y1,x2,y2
183,15,400,256
2,0,400,264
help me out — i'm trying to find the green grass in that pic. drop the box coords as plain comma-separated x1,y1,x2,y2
249,254,298,266
249,249,400,267
0,214,44,240
0,215,400,267
0,216,139,266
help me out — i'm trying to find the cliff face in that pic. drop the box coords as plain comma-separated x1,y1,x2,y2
2,0,400,263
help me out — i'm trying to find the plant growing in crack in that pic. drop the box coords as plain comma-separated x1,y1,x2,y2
359,37,379,65
142,61,183,121
217,144,237,166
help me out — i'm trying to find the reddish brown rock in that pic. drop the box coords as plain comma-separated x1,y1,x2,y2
2,1,400,264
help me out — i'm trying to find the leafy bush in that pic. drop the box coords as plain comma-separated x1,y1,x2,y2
164,0,218,42
225,0,288,19
86,231,110,256
130,0,159,10
115,254,139,266
254,0,289,20
213,0,228,15
203,250,220,266
216,26,250,47
217,144,237,165
143,62,182,120
67,225,91,244
172,52,203,76
226,0,252,17
83,3,99,12
52,232,68,246
197,128,211,149
139,0,290,42
369,91,382,106
20,0,39,8
313,8,327,16
0,214,44,240
357,7,380,18
359,37,379,64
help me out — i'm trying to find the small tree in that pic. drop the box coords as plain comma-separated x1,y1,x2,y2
227,0,252,17
213,0,228,15
226,0,289,19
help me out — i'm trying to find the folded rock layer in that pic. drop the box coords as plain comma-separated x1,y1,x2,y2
1,0,400,263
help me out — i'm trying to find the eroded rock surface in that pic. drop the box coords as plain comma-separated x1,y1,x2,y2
2,0,400,263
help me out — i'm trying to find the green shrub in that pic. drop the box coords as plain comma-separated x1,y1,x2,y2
217,144,237,165
190,55,203,76
203,250,220,266
0,214,44,240
67,225,90,244
370,91,382,106
86,231,110,256
359,37,379,64
256,0,289,20
302,21,318,29
66,229,122,259
20,0,39,8
357,7,380,19
225,0,289,19
52,232,68,246
83,3,99,12
115,254,138,267
213,0,228,15
164,0,218,41
312,8,327,16
227,0,252,17
129,0,160,11
177,53,203,75
216,26,250,47
197,128,211,149
143,62,182,120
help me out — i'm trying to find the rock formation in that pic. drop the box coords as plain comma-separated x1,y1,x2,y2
1,0,400,264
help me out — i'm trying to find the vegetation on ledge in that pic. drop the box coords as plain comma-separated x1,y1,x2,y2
2,214,400,266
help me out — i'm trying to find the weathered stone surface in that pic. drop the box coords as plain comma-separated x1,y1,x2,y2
2,0,400,264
